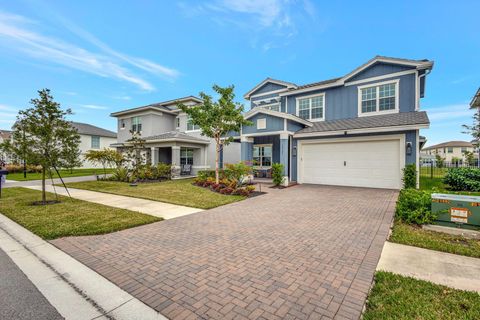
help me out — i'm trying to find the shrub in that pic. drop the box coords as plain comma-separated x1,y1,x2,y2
245,185,256,193
402,164,417,189
232,188,250,196
443,168,480,192
219,187,234,195
271,163,285,186
395,189,436,225
225,162,252,183
112,167,129,182
156,162,172,179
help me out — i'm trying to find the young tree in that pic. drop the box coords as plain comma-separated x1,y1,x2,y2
8,89,80,204
124,131,146,181
84,148,125,178
463,108,480,166
60,134,82,173
178,85,252,184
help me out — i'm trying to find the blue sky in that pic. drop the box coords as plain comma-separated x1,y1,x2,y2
0,0,478,146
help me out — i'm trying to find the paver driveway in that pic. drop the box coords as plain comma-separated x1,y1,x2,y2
52,185,397,320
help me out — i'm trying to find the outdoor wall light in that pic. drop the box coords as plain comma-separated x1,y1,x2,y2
292,146,297,156
406,142,413,155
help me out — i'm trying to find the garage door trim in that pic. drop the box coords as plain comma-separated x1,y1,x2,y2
297,134,406,187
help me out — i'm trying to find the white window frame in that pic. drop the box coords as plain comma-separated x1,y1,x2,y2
253,144,273,169
257,118,267,130
91,135,100,149
295,93,325,122
260,102,281,112
131,116,142,133
186,116,200,132
358,79,400,117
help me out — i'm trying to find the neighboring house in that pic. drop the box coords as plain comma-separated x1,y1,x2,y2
240,56,434,189
422,141,477,162
0,129,14,164
70,122,117,168
110,96,241,175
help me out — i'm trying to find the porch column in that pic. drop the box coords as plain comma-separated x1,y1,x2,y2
171,146,181,178
151,147,159,166
279,133,289,186
240,136,254,164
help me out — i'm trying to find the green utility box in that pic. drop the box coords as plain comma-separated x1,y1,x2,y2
431,193,480,230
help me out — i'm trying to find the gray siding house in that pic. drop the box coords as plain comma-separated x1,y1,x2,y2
110,96,240,175
241,56,433,189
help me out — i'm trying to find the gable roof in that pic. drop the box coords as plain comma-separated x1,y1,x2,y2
243,78,297,99
471,88,480,108
70,122,117,138
110,96,202,117
244,108,313,127
294,111,429,137
275,56,433,97
0,130,12,140
423,141,474,150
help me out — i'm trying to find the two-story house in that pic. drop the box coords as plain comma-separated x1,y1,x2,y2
422,141,477,162
240,56,433,189
70,122,117,168
110,96,241,175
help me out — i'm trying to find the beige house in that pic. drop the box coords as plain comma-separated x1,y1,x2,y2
70,122,117,168
423,141,477,162
0,129,14,164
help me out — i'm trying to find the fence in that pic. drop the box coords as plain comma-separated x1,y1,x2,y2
420,160,480,178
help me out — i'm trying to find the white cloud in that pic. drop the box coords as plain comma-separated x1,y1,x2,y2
0,104,18,112
79,104,109,110
0,11,180,91
113,95,131,101
425,104,474,121
179,0,316,51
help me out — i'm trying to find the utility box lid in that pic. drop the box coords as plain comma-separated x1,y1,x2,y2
432,193,480,203
0,170,8,175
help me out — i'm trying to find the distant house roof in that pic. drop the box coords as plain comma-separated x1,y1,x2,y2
70,122,116,138
142,131,210,144
110,96,202,117
294,111,429,137
423,141,474,150
0,129,12,140
245,56,434,100
471,88,480,108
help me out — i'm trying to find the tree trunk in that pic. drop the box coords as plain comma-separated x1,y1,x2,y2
215,143,219,184
41,166,46,204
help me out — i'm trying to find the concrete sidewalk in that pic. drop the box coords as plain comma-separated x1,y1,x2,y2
4,174,99,188
26,185,203,220
377,241,480,293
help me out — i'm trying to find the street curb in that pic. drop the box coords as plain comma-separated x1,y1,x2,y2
0,213,168,320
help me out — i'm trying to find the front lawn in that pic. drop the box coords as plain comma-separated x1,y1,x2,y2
364,271,480,320
420,176,480,195
62,178,246,209
0,188,161,240
390,221,480,259
6,168,114,181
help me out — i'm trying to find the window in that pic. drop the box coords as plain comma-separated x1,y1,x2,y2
461,147,467,153
131,116,142,133
176,117,180,128
120,119,126,129
180,147,194,165
262,103,280,112
297,94,324,121
257,118,266,130
91,136,100,149
253,145,272,168
447,147,453,153
359,81,398,115
187,117,200,131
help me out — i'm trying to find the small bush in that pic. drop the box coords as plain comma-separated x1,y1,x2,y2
156,162,172,179
402,164,417,189
271,163,284,186
219,187,234,195
245,185,256,193
396,189,436,225
112,167,129,182
443,168,480,192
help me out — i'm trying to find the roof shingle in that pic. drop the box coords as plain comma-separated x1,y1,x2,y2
70,122,117,138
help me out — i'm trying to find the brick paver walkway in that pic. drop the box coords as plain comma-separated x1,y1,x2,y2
52,185,397,320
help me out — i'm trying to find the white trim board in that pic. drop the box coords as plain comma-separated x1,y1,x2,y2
357,79,400,117
293,123,429,138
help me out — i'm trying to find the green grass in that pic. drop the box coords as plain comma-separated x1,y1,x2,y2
364,271,480,320
0,187,161,240
419,176,480,195
62,178,246,209
6,168,114,181
390,221,480,258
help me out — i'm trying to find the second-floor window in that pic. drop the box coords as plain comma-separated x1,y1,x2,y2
297,94,324,121
131,116,142,133
461,147,467,153
176,117,180,128
359,80,398,115
262,103,280,112
91,136,100,149
447,147,453,153
187,117,200,131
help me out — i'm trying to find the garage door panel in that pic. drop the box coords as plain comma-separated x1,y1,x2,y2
300,139,401,189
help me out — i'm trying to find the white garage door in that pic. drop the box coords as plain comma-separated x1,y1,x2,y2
300,139,402,189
